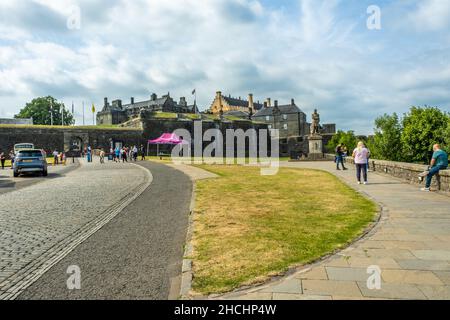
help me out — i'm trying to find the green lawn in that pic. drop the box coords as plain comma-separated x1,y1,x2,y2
191,165,377,294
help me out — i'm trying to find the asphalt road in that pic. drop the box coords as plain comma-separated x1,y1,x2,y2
17,161,192,300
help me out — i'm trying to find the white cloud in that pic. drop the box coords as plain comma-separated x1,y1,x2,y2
408,0,450,31
0,0,448,134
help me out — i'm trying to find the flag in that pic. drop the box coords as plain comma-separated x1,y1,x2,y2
192,89,196,95
92,103,96,113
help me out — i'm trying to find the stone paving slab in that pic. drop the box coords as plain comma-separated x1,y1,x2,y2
211,162,450,300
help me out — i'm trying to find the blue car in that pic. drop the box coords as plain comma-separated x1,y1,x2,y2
13,149,48,177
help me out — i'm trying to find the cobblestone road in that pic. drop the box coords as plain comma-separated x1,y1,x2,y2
0,161,150,299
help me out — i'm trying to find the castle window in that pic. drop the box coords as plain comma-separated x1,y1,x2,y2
283,124,288,130
265,116,270,121
283,114,288,120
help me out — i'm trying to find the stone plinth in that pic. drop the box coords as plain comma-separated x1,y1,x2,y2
308,134,324,160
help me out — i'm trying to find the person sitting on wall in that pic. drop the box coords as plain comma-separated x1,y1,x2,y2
421,144,448,192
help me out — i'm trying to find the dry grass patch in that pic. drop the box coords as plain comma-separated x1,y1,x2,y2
192,165,377,294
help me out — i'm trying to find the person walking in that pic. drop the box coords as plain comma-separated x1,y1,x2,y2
0,152,6,170
132,145,138,162
140,144,146,161
121,147,128,163
52,150,59,165
421,144,448,192
352,141,370,185
9,151,15,169
115,146,120,162
335,144,347,170
99,149,105,164
87,145,92,163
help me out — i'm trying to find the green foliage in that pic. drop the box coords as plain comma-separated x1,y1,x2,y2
326,130,358,153
371,113,404,161
15,96,74,126
401,106,449,163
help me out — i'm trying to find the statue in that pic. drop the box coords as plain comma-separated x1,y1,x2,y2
310,109,321,135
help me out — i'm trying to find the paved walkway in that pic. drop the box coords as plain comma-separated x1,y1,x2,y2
218,162,450,300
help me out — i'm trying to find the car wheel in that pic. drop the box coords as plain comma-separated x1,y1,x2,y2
42,170,48,177
13,171,19,177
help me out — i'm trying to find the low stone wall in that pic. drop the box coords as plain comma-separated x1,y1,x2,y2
326,154,450,192
0,125,144,156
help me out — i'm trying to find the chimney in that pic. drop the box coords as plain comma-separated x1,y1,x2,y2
274,100,278,108
248,93,254,112
266,98,272,107
151,93,157,101
291,98,295,106
104,97,108,107
216,91,222,99
131,97,134,105
264,102,268,108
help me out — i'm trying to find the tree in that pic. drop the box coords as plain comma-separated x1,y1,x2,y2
15,96,74,126
370,113,404,161
326,130,358,153
401,106,449,164
443,120,450,154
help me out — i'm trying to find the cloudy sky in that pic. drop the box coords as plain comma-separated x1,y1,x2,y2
0,0,449,134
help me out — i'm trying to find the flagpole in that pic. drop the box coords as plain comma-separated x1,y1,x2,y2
82,101,85,125
72,101,75,126
62,103,64,126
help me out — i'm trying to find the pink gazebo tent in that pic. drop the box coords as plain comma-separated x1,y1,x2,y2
147,133,188,157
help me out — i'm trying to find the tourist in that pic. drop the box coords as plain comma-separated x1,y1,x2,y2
121,147,128,163
114,146,120,162
140,144,146,161
421,144,448,192
52,150,59,165
87,145,92,162
9,150,15,169
61,152,66,165
342,145,348,157
352,141,370,185
0,152,6,170
132,145,138,162
110,147,115,162
335,144,347,171
99,149,105,164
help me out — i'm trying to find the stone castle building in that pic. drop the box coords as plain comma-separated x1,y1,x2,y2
209,91,264,116
208,92,336,157
97,93,198,125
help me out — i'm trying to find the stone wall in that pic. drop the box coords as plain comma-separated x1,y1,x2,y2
326,154,450,192
1,119,271,158
0,125,144,156
142,118,271,157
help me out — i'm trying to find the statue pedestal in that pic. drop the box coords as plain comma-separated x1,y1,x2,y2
308,134,324,160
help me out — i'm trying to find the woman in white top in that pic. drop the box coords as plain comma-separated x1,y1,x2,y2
352,141,370,185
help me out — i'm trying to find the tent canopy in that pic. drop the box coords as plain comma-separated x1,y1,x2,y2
148,133,188,145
